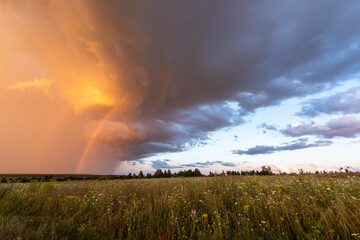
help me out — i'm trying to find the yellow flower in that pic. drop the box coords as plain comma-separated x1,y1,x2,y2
202,214,208,219
65,196,77,199
329,229,335,233
243,205,250,209
275,184,283,188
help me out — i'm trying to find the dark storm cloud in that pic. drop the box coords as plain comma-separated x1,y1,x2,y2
297,86,360,117
105,102,243,160
151,159,237,169
83,1,360,161
233,138,332,155
281,115,360,138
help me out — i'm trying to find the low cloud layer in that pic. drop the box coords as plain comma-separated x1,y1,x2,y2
151,160,237,170
281,115,360,138
97,102,243,160
298,86,360,117
233,138,332,155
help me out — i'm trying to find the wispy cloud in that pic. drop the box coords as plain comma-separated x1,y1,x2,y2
232,138,332,155
281,115,360,138
7,79,55,96
257,123,279,133
151,160,238,169
297,86,360,117
258,123,278,131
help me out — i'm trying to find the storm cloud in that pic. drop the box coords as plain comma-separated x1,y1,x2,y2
86,1,360,162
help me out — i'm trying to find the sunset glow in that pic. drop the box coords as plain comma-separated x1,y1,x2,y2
1,1,360,174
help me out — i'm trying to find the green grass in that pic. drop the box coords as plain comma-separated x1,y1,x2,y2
1,175,360,239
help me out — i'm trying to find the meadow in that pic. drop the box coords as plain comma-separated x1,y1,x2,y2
0,174,360,239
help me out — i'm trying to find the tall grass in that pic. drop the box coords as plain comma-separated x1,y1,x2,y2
0,175,360,239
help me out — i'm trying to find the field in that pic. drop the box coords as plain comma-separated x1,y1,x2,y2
1,175,360,239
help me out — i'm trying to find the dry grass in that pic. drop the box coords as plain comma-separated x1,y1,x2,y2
1,175,360,239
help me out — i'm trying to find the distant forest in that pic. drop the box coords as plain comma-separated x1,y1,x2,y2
1,166,356,183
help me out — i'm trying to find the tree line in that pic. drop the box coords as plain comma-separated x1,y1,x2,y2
2,166,357,183
0,167,272,183
0,169,204,183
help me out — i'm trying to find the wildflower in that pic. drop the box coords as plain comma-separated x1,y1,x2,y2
243,205,250,209
329,229,335,233
202,214,208,219
275,184,283,188
65,196,77,199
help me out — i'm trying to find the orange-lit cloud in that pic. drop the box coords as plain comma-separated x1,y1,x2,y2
7,79,55,96
65,81,114,114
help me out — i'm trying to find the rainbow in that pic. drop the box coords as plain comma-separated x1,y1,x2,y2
75,85,143,174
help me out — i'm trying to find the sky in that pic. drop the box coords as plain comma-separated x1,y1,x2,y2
0,0,360,174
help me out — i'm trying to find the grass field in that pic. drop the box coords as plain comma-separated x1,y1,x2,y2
1,174,360,239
